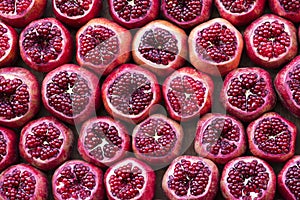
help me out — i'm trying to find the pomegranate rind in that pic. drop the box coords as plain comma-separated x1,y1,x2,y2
269,0,300,23
194,113,246,164
244,14,298,69
275,56,300,118
78,116,130,168
162,155,219,200
0,67,40,128
0,126,18,171
278,155,300,200
0,22,18,68
19,18,73,72
52,0,102,27
215,0,266,26
108,0,159,29
161,0,213,29
220,67,277,122
132,114,184,165
162,67,214,121
19,116,74,171
247,112,297,162
0,163,49,200
220,156,276,200
132,20,188,77
104,157,156,200
188,18,243,76
76,18,132,76
41,64,101,125
0,0,47,28
52,160,104,200
101,63,161,124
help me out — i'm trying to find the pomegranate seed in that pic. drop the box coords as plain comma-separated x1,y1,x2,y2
0,131,6,162
0,24,9,59
112,0,151,21
279,0,300,12
220,0,255,13
285,161,300,199
55,0,92,17
0,0,31,15
287,65,300,105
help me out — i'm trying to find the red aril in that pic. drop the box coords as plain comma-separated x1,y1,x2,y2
0,126,18,171
0,22,18,68
269,0,300,23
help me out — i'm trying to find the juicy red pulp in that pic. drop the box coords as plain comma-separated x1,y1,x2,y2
287,65,300,105
279,0,300,12
0,24,10,59
220,0,255,13
227,73,267,112
0,0,31,16
112,0,151,21
0,132,7,162
84,121,123,160
138,28,179,65
0,76,29,120
46,71,91,117
55,0,92,17
285,161,300,199
167,159,211,196
196,23,237,63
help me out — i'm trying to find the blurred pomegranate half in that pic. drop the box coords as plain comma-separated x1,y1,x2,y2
0,22,18,68
269,0,300,23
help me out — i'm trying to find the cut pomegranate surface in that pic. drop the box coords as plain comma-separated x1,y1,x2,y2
0,126,18,171
269,0,300,23
0,22,18,68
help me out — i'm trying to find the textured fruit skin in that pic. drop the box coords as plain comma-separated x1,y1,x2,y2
76,18,132,76
108,0,159,29
247,112,297,163
194,113,246,164
52,160,104,200
188,18,243,76
132,114,184,165
162,67,214,121
19,116,74,171
220,156,276,200
52,0,102,27
19,18,73,72
0,22,18,68
0,127,18,171
0,67,40,128
0,0,47,28
161,0,213,29
104,157,156,200
275,56,300,118
278,156,300,200
215,0,266,26
269,0,300,23
244,14,298,69
162,155,219,200
132,20,188,77
0,163,49,200
41,64,101,125
220,67,276,122
101,63,161,124
78,116,130,168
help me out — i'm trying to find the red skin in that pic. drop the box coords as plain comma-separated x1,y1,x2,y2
269,0,300,23
247,112,297,162
0,127,18,171
109,0,159,29
0,22,18,68
104,157,156,200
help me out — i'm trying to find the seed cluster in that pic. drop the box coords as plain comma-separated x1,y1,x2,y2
285,161,300,199
287,65,300,105
0,0,31,15
279,0,300,12
0,131,6,162
55,0,92,17
113,0,151,21
220,0,255,13
0,24,9,59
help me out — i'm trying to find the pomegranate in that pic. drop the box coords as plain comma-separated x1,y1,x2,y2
220,67,276,122
220,156,276,200
41,64,101,125
76,18,132,76
0,22,18,68
52,0,102,27
78,116,130,168
161,0,213,29
19,116,74,171
269,0,300,23
162,155,219,200
0,0,46,28
52,160,104,200
274,56,300,118
215,0,266,26
188,18,243,76
278,156,300,200
19,18,73,72
244,14,298,69
104,157,155,200
0,126,18,171
132,114,183,166
247,112,297,163
0,67,40,128
162,67,214,121
102,63,161,124
194,113,246,164
132,20,187,76
108,0,159,29
0,163,48,199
